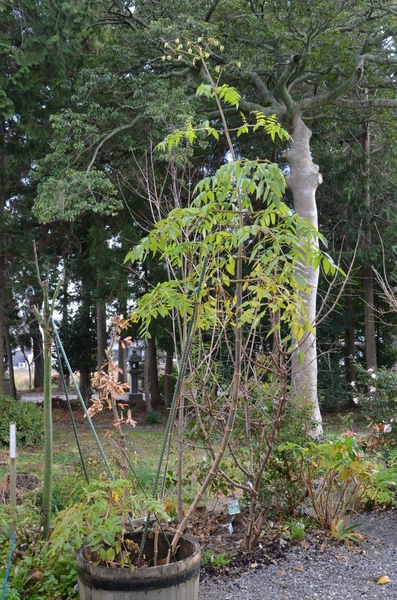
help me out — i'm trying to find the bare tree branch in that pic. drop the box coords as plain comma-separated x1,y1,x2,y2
204,0,222,22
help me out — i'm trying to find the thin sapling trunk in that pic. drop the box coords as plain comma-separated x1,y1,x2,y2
31,243,63,540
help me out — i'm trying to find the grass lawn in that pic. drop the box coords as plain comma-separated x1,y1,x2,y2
0,403,366,486
1,426,170,486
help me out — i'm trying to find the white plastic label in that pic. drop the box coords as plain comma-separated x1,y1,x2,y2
10,423,16,459
228,499,241,515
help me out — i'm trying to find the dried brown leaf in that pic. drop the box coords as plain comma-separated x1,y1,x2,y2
377,575,391,585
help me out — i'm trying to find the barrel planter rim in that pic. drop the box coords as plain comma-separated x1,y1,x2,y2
76,531,201,595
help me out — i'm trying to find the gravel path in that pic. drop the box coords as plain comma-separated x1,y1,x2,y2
198,511,397,600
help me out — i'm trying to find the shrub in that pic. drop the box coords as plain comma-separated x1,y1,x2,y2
279,435,376,530
0,499,80,600
145,411,163,426
0,396,43,447
250,395,313,513
32,472,86,514
362,465,397,509
354,366,397,440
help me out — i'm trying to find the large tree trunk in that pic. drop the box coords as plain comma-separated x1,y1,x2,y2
97,301,107,372
97,300,107,399
117,300,128,384
345,282,356,380
286,114,323,435
31,318,44,389
362,117,377,370
163,349,174,407
58,280,70,389
143,342,152,413
148,335,162,408
79,370,92,405
345,281,358,409
5,325,16,399
363,266,377,369
79,283,93,405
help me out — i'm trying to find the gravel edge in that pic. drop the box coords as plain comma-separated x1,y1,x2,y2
198,510,397,600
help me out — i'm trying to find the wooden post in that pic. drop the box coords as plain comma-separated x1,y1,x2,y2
9,422,16,537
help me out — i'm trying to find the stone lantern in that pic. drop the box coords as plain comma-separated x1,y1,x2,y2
127,348,143,402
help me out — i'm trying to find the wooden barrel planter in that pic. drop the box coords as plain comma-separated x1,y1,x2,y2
76,532,201,600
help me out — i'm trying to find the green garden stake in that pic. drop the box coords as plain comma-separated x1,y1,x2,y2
9,422,16,537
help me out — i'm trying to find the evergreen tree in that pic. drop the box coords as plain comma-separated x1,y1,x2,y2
0,0,99,391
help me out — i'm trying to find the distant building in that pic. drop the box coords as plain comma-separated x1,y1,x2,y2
12,350,31,369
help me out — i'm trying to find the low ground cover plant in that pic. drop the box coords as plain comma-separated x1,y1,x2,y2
0,499,78,600
201,550,232,570
362,452,397,509
0,396,43,447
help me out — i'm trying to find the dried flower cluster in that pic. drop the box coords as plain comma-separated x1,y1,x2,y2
160,36,239,72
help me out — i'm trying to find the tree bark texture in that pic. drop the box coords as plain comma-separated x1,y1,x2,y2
118,340,125,384
143,342,152,413
286,114,323,435
5,325,16,399
148,335,162,408
363,265,377,369
344,282,356,384
31,318,44,389
78,269,95,404
362,118,377,370
79,370,92,405
96,302,107,372
163,350,174,407
117,299,128,384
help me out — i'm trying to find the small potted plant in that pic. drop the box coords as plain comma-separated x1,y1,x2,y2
49,478,200,600
50,479,168,569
